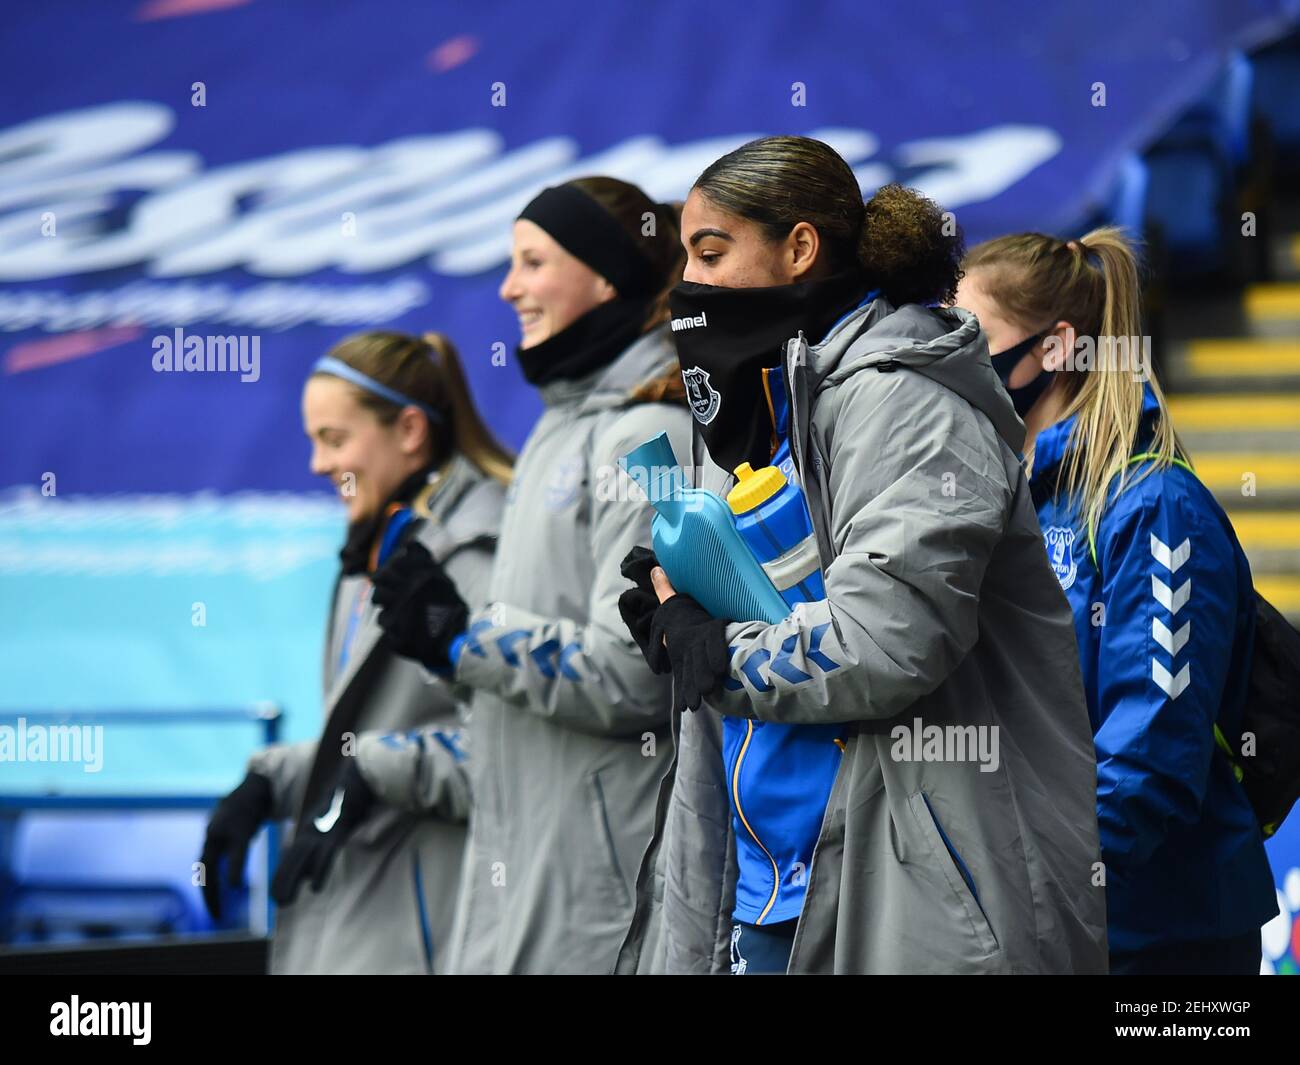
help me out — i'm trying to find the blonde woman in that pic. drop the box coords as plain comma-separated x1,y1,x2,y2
955,228,1277,974
200,330,509,973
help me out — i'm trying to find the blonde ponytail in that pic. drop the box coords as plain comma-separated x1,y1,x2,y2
1055,229,1184,536
963,226,1186,533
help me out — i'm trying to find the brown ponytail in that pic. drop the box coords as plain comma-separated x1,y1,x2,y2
859,183,965,307
692,136,965,306
314,330,514,486
565,177,687,406
566,177,685,331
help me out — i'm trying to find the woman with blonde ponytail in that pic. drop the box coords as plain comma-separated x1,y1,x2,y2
200,329,508,973
957,228,1277,975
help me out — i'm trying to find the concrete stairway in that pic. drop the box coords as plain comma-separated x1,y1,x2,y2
1162,217,1300,622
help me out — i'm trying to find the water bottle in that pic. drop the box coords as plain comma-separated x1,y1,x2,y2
726,462,825,608
620,433,789,624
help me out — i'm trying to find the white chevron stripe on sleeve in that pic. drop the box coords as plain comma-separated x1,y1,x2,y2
1152,659,1191,699
1152,617,1191,656
1151,574,1191,613
1150,534,1191,573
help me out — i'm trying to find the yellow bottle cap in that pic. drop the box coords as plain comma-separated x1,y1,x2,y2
726,461,786,515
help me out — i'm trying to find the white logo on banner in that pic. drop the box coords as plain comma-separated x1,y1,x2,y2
0,103,1062,282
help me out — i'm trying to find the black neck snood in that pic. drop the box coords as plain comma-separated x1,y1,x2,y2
668,270,871,472
339,462,436,576
517,297,653,387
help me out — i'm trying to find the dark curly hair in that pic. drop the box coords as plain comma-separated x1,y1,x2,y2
860,183,964,306
692,136,964,307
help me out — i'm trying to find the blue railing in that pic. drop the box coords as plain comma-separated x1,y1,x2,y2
0,705,282,942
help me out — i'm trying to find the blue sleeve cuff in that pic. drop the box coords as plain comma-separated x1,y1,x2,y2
444,632,467,672
422,634,464,681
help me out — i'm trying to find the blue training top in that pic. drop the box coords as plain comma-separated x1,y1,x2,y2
1029,385,1276,953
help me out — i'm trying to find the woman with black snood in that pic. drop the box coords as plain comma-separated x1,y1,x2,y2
615,136,1109,975
370,177,694,973
200,330,509,973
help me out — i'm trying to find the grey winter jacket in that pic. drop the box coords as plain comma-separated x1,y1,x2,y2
249,453,504,974
617,299,1109,975
444,327,694,974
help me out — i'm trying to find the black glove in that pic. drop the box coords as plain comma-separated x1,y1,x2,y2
620,545,660,592
200,771,273,922
618,546,670,674
371,539,468,671
650,593,733,713
271,759,376,908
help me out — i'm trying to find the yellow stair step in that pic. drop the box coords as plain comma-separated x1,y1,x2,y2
1245,282,1300,320
1254,574,1300,615
1224,510,1300,548
1192,454,1300,491
1167,393,1300,430
1184,338,1300,377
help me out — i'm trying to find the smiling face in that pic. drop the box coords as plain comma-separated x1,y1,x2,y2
679,188,825,289
302,375,429,524
498,219,616,349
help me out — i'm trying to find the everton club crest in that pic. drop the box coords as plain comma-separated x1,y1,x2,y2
682,367,721,425
1044,526,1078,590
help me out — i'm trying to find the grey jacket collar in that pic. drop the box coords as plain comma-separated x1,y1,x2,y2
324,451,497,717
803,298,1025,453
536,325,678,413
420,451,481,522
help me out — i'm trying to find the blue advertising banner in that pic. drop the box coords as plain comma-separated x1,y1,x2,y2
2,0,1294,490
1,0,1297,964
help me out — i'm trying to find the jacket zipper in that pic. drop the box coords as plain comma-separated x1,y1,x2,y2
783,336,833,574
732,365,790,926
731,720,781,924
728,341,823,927
411,850,435,973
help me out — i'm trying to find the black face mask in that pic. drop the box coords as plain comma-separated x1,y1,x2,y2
990,330,1053,419
516,297,653,388
668,271,870,473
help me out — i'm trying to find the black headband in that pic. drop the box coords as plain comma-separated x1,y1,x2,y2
518,184,662,298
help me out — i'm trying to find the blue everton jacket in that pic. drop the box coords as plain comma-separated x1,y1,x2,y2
1029,387,1277,954
722,363,843,926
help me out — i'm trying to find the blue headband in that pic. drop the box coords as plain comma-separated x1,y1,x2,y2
312,356,443,424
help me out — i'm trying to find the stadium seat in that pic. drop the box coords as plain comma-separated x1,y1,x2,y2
0,812,225,944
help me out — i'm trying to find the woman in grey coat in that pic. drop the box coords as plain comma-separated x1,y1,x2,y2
372,178,694,973
199,330,509,974
617,137,1110,975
